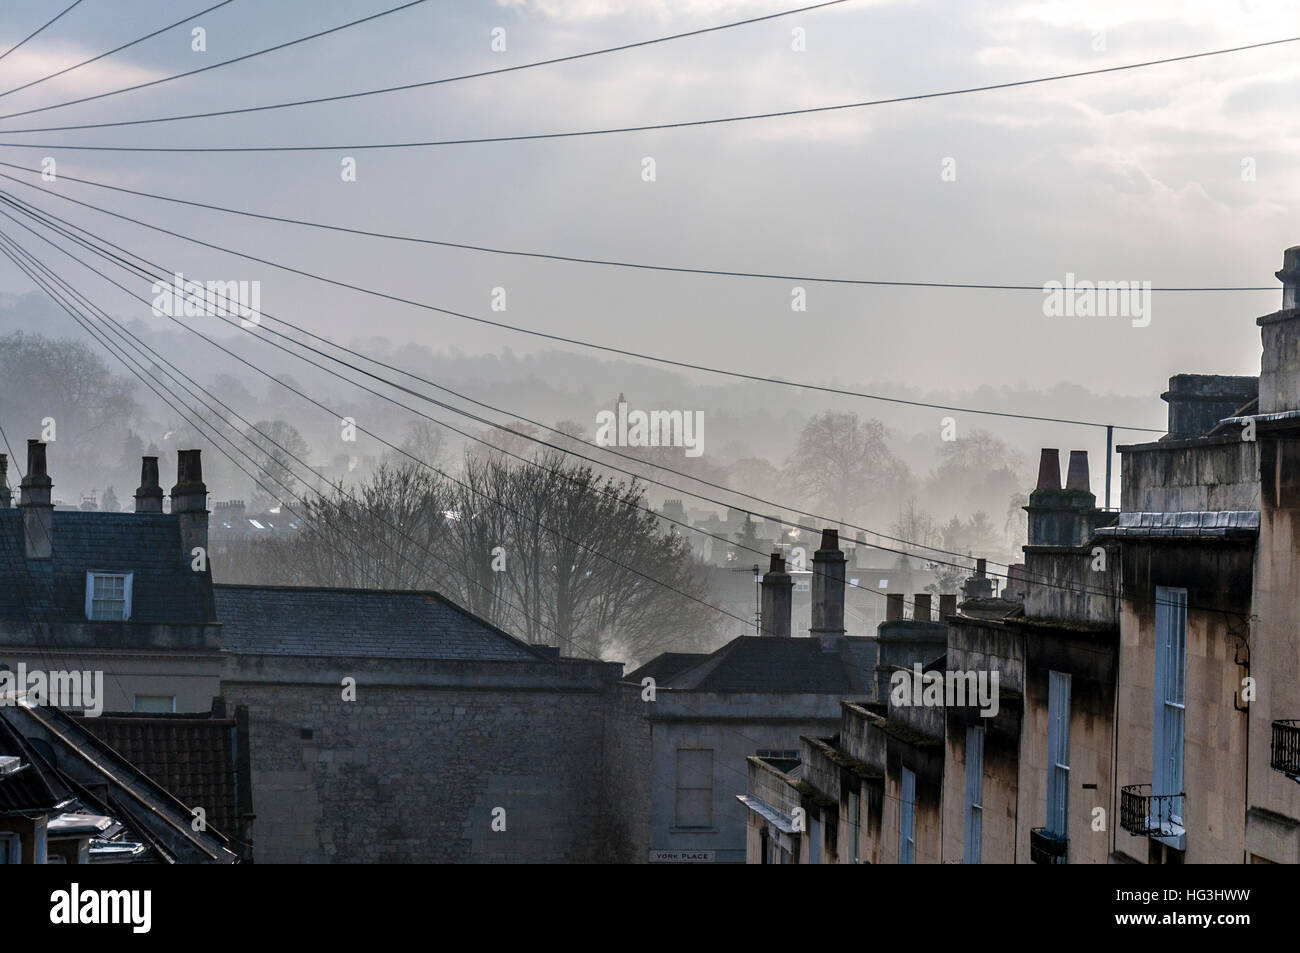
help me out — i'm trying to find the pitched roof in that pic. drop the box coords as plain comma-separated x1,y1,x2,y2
0,716,73,816
77,711,246,852
213,584,551,661
648,635,872,694
624,652,708,686
0,509,214,624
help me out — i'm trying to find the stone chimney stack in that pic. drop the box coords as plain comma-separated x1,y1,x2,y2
170,449,209,569
1280,244,1300,312
20,440,53,560
0,453,10,508
135,456,163,513
1026,448,1097,547
810,528,846,652
962,558,994,600
759,553,793,638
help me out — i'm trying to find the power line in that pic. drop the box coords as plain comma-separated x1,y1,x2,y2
0,197,905,624
0,192,1121,614
0,0,88,66
0,0,238,103
3,34,1296,150
1,195,1251,625
0,208,763,635
0,160,1270,294
0,168,1169,435
0,0,853,134
0,0,432,123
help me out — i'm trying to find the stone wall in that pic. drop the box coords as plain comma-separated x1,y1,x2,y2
222,653,622,863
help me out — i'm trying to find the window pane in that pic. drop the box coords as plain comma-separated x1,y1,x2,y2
133,695,175,713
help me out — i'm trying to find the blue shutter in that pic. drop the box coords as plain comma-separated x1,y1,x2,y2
1046,670,1071,837
964,725,984,863
899,767,916,864
1154,587,1187,827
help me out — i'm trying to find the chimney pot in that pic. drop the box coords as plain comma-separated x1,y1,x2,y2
1065,450,1090,492
1035,448,1062,491
913,593,932,622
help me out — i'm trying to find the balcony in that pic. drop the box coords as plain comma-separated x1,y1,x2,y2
1120,784,1184,841
1271,720,1300,778
1029,827,1067,865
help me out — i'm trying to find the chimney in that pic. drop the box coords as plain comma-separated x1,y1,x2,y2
170,449,209,570
1065,450,1090,492
1258,247,1300,415
1279,244,1300,311
0,453,10,508
810,528,846,652
135,456,163,513
759,553,793,638
886,593,905,622
938,593,957,618
913,593,932,622
20,440,53,559
1026,447,1097,547
1035,448,1061,491
962,557,994,600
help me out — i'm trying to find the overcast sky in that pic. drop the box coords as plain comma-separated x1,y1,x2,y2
0,0,1295,424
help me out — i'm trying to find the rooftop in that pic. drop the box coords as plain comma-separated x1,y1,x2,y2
213,583,554,661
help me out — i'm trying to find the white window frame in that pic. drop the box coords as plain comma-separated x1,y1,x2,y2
85,571,133,621
1153,587,1187,839
964,725,984,864
899,767,916,864
1046,670,1072,839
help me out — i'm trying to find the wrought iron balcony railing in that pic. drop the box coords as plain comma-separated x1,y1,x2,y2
1029,827,1067,864
1271,720,1300,778
1120,784,1184,837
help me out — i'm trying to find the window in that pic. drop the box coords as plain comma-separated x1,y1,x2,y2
85,572,132,621
899,767,916,863
809,814,821,865
1046,670,1071,838
674,748,713,828
1154,587,1187,831
134,695,175,713
0,833,19,864
964,725,984,863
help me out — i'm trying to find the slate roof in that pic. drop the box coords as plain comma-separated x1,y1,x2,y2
0,715,73,816
644,635,873,694
624,651,708,686
0,509,214,624
77,712,243,848
213,584,551,660
1094,510,1260,540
